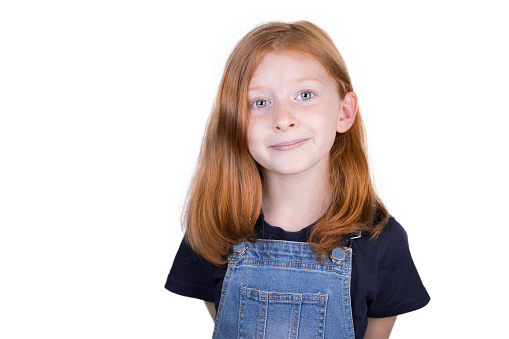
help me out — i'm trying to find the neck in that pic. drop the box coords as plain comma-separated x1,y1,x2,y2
261,165,330,232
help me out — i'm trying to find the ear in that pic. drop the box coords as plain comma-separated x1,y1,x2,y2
336,91,358,133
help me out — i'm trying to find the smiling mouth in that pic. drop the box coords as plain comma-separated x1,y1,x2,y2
269,138,309,151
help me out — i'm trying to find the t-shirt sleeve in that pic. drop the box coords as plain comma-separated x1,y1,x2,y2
367,218,430,318
164,237,217,302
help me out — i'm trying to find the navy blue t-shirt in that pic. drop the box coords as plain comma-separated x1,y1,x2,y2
165,216,430,338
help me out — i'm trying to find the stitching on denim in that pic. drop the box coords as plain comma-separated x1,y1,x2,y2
212,265,234,338
242,288,327,302
262,295,269,339
342,254,354,339
256,296,262,339
245,290,327,298
229,261,351,275
231,257,342,268
239,286,247,339
237,286,333,338
318,296,327,339
255,239,314,245
262,300,269,338
290,295,300,339
256,292,267,339
343,277,349,339
290,296,295,339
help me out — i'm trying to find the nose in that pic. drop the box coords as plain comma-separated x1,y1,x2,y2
273,102,297,131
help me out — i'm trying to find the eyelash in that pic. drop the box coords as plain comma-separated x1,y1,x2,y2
297,90,316,101
249,90,316,109
250,99,270,109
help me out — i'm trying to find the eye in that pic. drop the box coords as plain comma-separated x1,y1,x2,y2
251,99,270,109
297,91,315,100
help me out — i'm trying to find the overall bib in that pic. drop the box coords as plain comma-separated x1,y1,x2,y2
212,239,355,339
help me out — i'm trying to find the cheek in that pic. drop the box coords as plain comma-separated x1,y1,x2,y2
314,113,340,151
246,119,269,166
247,122,260,156
325,130,338,152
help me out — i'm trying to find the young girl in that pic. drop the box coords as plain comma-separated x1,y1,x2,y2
165,21,429,338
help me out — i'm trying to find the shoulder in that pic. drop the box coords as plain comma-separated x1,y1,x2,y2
361,215,410,258
352,216,406,264
343,216,429,334
363,215,430,317
375,216,417,273
377,216,409,254
165,237,226,302
384,216,408,241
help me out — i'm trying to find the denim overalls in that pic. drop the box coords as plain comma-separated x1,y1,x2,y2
212,238,356,339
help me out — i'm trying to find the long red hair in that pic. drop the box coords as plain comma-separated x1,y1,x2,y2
183,21,389,265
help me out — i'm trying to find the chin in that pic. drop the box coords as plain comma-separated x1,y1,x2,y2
266,163,315,176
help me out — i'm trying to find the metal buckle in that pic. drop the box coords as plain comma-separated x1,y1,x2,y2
344,239,353,251
350,231,362,240
345,231,362,250
330,232,362,262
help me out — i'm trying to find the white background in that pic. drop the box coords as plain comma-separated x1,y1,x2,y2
1,0,508,338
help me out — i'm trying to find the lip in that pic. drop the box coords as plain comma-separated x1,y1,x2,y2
269,138,309,151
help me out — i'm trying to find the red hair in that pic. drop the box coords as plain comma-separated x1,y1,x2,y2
183,21,389,265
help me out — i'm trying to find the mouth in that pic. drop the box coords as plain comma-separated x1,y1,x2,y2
269,138,309,151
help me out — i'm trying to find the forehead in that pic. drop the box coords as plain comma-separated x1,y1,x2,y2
249,51,333,87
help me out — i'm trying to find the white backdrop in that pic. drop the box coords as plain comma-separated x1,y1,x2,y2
1,0,508,338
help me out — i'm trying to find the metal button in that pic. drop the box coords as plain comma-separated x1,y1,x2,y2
330,247,346,263
233,242,248,256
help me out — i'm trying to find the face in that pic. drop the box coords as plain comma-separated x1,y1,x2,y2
247,51,354,179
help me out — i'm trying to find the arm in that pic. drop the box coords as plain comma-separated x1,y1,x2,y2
364,316,397,339
205,301,216,320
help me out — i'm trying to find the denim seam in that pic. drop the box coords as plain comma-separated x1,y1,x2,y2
290,296,301,339
212,265,235,338
344,254,354,339
240,288,328,302
229,261,351,275
239,286,247,339
318,296,327,339
256,239,315,245
230,255,351,266
244,296,326,303
259,295,268,338
231,259,344,268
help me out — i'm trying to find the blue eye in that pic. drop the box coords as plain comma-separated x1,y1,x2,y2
253,99,270,108
298,91,314,100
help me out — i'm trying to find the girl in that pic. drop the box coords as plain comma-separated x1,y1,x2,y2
165,21,429,338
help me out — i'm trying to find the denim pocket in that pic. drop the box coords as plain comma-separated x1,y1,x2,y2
238,286,328,339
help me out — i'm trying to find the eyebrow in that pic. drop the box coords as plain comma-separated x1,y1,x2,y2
294,77,323,84
248,77,323,92
247,86,265,92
